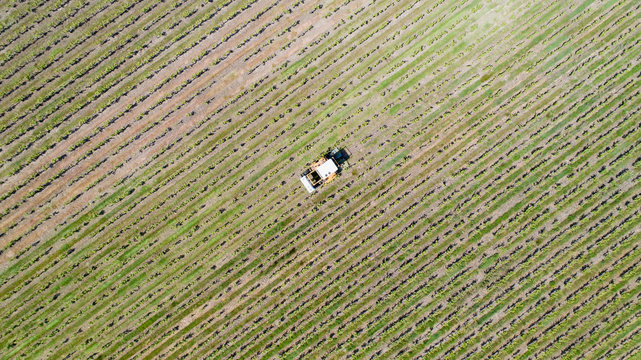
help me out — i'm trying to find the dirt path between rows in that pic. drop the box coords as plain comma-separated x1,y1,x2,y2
0,0,343,264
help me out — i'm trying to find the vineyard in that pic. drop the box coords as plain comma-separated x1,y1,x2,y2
0,0,640,358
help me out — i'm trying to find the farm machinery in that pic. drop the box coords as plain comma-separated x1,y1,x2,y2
299,148,350,193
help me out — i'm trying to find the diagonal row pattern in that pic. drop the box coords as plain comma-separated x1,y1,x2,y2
0,0,639,358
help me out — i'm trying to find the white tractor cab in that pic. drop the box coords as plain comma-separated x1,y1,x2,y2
299,148,349,193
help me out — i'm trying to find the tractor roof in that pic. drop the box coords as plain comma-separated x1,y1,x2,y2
316,159,338,180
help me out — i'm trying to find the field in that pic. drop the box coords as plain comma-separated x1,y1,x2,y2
0,0,640,358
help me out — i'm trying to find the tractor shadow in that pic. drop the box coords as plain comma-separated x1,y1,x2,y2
326,148,350,168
